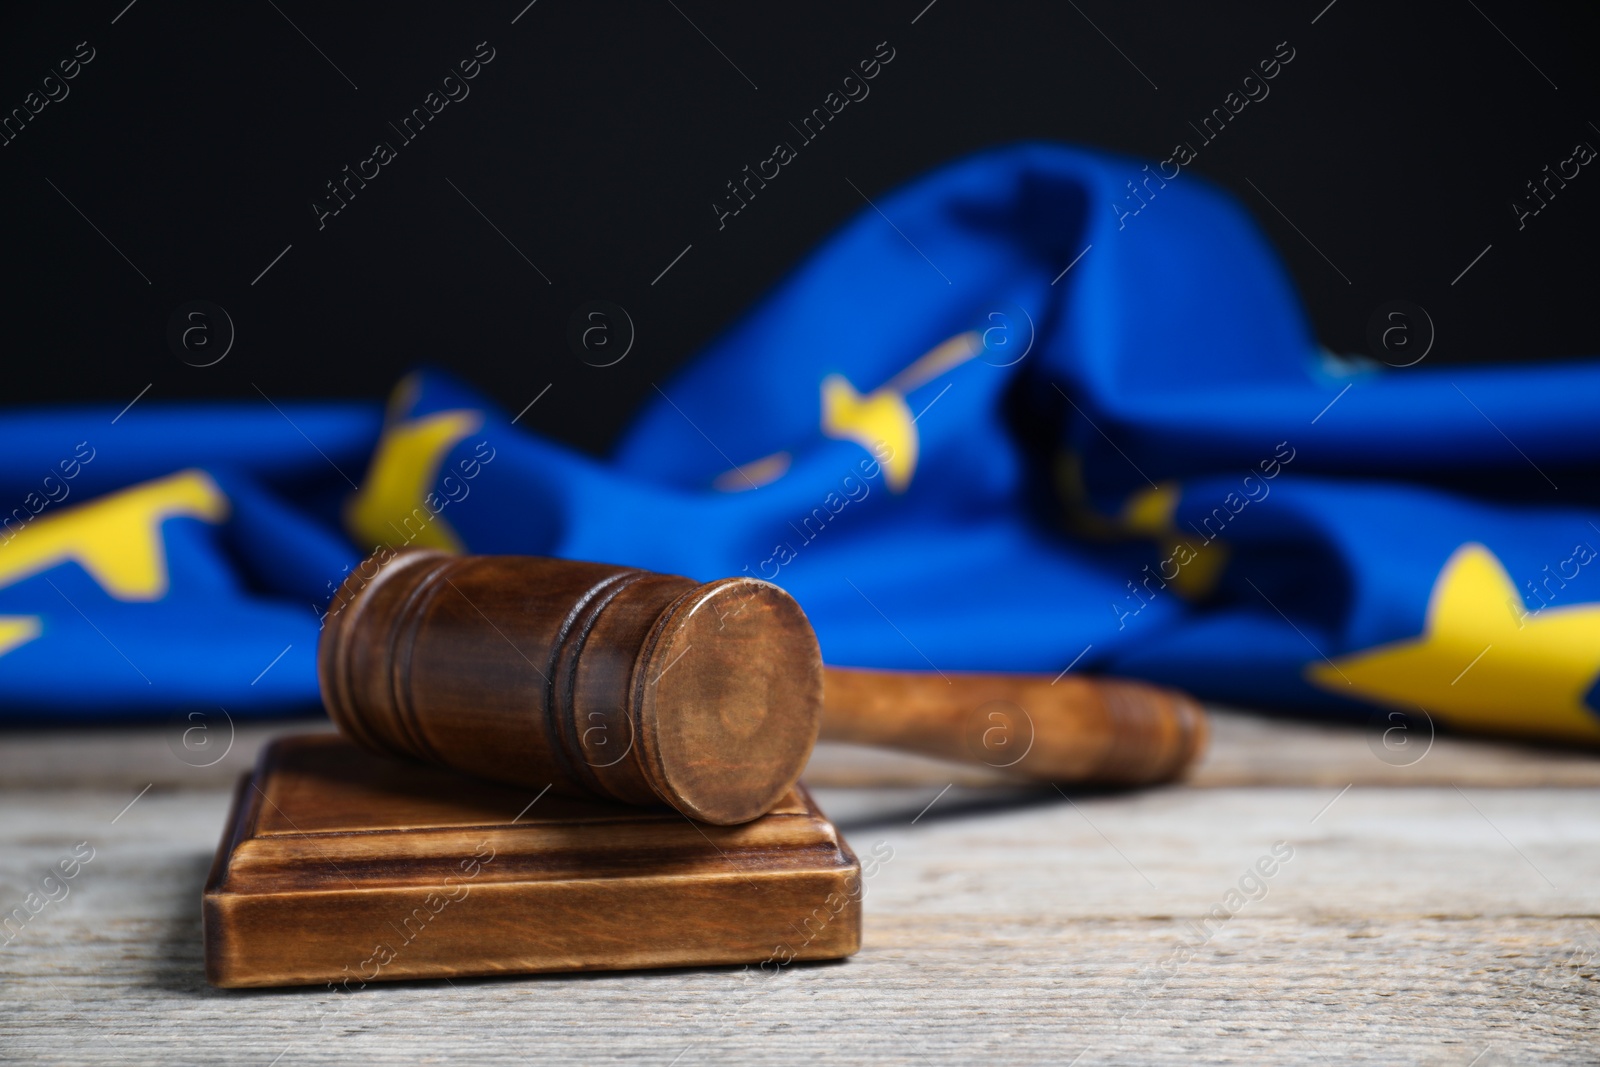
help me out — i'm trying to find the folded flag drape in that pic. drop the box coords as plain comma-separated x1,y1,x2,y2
4,142,1599,743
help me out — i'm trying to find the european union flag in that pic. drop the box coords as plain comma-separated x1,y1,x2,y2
4,143,1599,743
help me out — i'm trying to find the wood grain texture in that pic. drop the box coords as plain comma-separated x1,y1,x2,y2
322,550,1210,821
203,736,860,987
320,550,825,825
4,707,1599,792
4,719,1599,1065
820,667,1207,786
805,706,1600,790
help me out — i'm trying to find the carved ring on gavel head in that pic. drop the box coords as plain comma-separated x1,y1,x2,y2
318,549,824,826
321,550,1210,827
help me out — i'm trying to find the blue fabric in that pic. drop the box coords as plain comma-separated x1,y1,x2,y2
4,142,1598,741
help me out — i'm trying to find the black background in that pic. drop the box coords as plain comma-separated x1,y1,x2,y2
1,0,1595,455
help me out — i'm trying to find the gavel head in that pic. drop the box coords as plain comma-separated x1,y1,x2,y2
318,550,823,825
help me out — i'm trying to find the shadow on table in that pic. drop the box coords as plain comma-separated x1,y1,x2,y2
822,780,1166,834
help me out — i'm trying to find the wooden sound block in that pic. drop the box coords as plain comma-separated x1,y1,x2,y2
203,734,862,989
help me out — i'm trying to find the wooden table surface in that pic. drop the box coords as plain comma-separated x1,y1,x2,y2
3,708,1598,1065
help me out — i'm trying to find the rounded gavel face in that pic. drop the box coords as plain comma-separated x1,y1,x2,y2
318,550,823,825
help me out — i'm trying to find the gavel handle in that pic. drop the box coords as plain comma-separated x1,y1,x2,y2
819,667,1208,786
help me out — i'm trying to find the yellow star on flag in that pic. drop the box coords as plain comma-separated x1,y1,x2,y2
345,377,482,553
1308,542,1600,743
818,331,983,493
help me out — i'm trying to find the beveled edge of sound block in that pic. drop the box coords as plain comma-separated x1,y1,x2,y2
203,734,861,989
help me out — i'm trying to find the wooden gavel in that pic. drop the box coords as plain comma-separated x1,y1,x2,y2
320,550,1207,824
